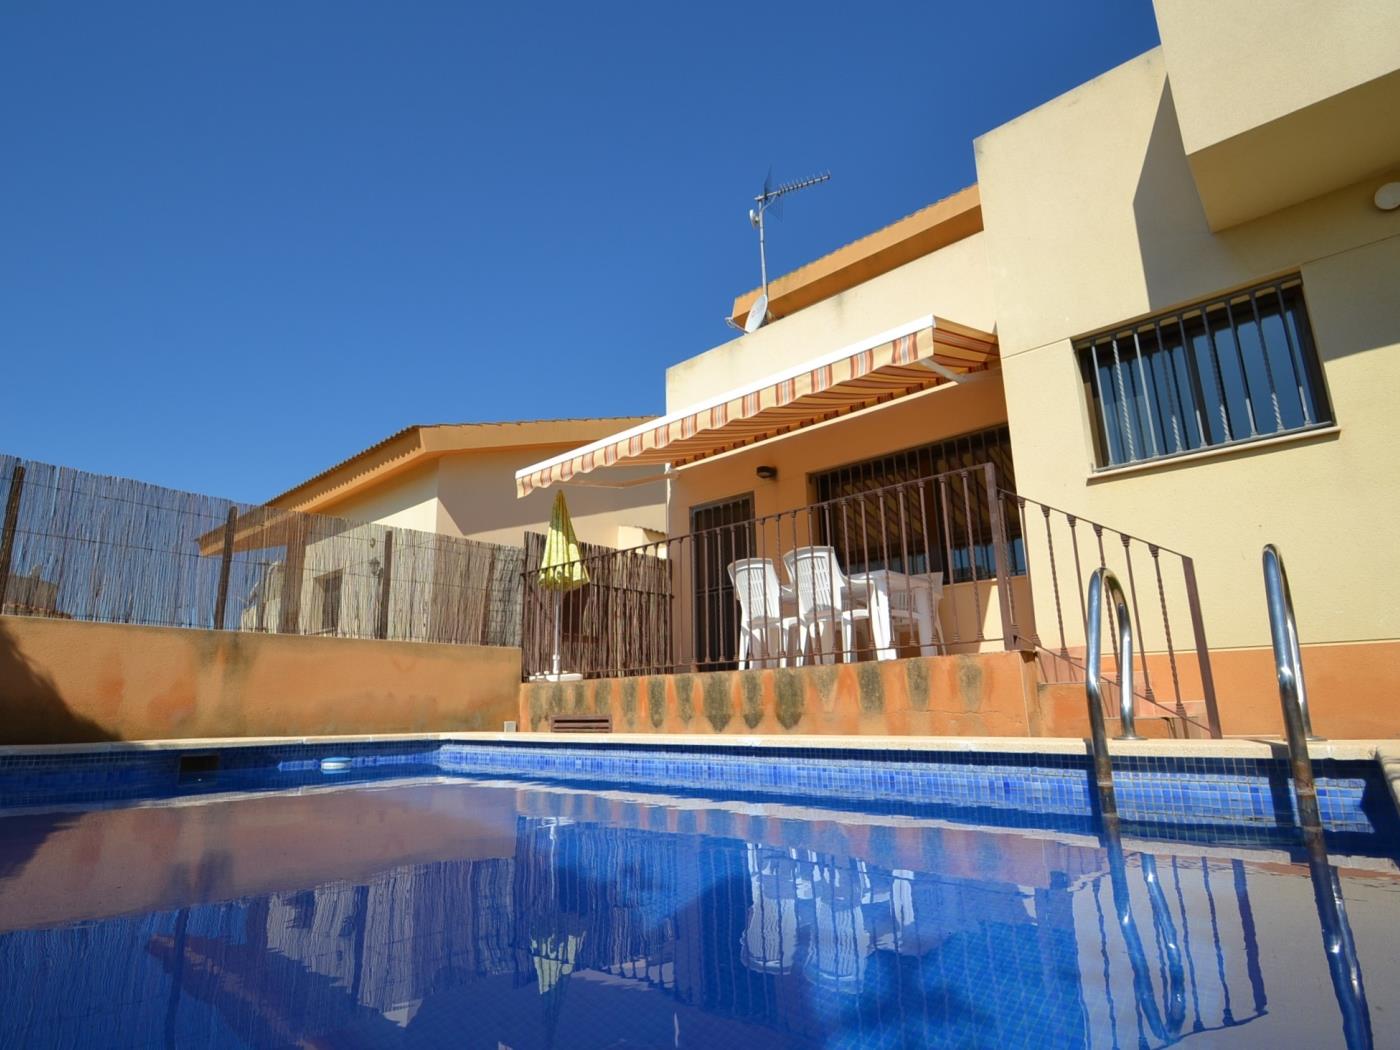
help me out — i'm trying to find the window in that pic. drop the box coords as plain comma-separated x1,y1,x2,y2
314,570,343,635
811,426,1025,583
1078,277,1331,468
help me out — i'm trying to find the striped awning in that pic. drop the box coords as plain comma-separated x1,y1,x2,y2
515,314,998,497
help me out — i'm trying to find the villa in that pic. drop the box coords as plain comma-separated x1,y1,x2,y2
516,5,1400,741
3,2,1400,1047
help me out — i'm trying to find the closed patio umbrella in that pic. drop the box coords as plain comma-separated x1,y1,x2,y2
538,491,590,679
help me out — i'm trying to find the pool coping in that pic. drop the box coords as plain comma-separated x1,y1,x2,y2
2,731,1395,764
7,733,1398,816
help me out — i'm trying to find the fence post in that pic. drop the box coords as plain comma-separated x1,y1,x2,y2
212,506,238,630
375,530,395,640
0,464,25,610
277,515,308,634
1181,556,1223,738
983,463,1019,651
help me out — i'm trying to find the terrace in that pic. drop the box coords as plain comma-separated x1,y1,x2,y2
519,457,1222,740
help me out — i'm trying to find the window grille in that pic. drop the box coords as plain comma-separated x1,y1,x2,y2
1078,277,1331,468
810,426,1024,583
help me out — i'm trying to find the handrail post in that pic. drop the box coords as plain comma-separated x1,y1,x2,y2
984,464,1019,650
1181,556,1223,739
1262,544,1323,835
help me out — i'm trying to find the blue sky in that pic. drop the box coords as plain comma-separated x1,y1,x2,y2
0,2,1159,502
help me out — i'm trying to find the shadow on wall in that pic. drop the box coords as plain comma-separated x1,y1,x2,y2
1131,79,1219,313
1132,76,1400,363
0,619,117,745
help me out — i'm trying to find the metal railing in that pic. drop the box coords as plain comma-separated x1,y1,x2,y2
1007,492,1220,737
1263,548,1374,1046
1085,568,1135,820
521,463,1027,679
1262,544,1322,834
520,461,1225,713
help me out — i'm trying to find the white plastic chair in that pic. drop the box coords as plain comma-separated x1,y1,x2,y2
783,546,873,664
740,844,799,975
727,558,799,669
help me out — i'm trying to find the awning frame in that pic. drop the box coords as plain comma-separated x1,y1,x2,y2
515,314,997,497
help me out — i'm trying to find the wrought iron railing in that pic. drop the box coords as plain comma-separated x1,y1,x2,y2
521,463,1029,680
1003,491,1220,736
521,462,1223,738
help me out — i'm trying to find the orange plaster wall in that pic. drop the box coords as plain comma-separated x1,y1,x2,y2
0,615,521,744
1036,638,1400,739
1208,640,1400,739
521,651,1041,737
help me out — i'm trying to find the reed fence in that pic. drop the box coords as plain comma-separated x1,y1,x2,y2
0,454,522,647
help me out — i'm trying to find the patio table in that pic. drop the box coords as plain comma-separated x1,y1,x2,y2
846,569,945,660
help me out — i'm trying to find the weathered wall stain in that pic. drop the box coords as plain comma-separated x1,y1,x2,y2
528,686,546,731
647,677,666,728
675,675,695,725
906,659,931,712
957,656,984,712
570,681,586,712
620,678,639,729
774,670,804,729
811,666,839,712
741,672,764,729
856,663,884,713
703,674,733,732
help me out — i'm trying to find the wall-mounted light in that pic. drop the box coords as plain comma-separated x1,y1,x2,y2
1375,182,1400,212
756,465,778,481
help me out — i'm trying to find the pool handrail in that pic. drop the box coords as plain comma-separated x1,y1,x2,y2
1262,544,1323,835
1085,567,1141,820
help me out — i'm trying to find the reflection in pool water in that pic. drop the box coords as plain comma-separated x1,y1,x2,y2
0,776,1392,1048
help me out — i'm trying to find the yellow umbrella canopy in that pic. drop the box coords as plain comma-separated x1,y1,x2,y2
538,491,590,592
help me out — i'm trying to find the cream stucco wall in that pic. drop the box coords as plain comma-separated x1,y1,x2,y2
319,460,442,534
436,447,666,549
1153,2,1400,229
1154,0,1400,158
311,446,666,550
665,231,995,410
975,47,1400,652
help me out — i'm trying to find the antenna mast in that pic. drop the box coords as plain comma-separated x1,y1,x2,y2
745,170,830,332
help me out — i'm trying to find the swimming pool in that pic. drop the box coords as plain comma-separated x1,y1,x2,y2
0,738,1395,1048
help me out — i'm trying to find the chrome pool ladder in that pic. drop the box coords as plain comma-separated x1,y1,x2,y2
1262,543,1323,835
1085,566,1140,821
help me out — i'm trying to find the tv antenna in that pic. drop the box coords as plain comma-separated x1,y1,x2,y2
743,169,830,333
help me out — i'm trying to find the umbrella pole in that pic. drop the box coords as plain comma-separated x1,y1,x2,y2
552,589,562,678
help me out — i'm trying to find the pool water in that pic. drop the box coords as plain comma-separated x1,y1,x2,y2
1,767,1397,1048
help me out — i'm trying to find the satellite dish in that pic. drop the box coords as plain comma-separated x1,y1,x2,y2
744,292,768,333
